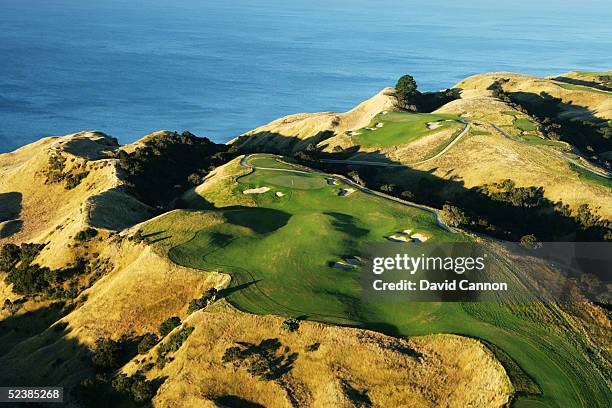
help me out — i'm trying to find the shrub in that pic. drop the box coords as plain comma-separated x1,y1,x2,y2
0,243,21,271
74,228,98,242
137,333,159,354
281,318,299,332
156,326,194,368
222,338,297,381
65,171,89,190
304,342,320,352
159,316,181,336
519,234,541,249
442,204,469,227
91,338,121,371
187,288,218,313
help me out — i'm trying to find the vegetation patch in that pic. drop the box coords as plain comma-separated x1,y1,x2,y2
0,243,112,299
222,338,297,381
156,326,194,368
115,131,229,207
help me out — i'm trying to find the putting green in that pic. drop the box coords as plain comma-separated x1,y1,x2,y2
351,111,462,148
265,173,326,189
143,154,611,408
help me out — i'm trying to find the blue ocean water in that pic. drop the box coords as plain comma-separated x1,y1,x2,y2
1,0,611,152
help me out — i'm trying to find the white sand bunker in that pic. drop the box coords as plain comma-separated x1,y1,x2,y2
410,233,429,243
325,177,337,185
338,188,355,197
375,122,384,128
388,229,429,243
347,130,361,136
243,187,270,194
427,122,442,130
275,191,285,197
333,262,354,270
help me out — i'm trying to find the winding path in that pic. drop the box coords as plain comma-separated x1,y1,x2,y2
240,154,456,233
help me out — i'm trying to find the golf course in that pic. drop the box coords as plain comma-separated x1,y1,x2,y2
351,111,463,148
141,154,611,408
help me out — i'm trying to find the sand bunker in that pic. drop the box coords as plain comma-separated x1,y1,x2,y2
388,235,409,242
339,188,355,197
325,177,337,185
275,191,285,197
411,233,429,242
347,131,361,136
333,262,354,270
243,187,270,194
427,122,442,130
375,122,384,128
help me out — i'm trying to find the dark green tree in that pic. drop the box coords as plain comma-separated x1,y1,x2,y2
159,316,181,336
395,75,419,107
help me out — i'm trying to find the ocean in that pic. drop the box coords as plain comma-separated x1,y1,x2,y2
1,0,611,152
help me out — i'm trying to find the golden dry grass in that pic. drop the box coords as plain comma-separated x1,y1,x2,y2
232,88,397,151
455,72,612,120
136,306,512,408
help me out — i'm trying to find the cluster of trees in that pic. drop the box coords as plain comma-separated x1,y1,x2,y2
395,74,461,112
73,336,155,406
156,325,194,368
115,131,230,207
489,79,611,162
187,288,218,313
222,338,297,381
0,242,105,299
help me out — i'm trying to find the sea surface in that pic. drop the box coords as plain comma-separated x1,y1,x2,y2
1,0,611,152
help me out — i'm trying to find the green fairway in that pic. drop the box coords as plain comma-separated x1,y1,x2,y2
143,155,611,408
554,82,612,95
569,163,612,189
520,135,567,148
515,117,537,132
351,111,462,148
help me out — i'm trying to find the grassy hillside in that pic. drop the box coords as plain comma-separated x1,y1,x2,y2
141,155,611,408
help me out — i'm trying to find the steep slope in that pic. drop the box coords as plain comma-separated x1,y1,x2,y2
232,88,397,152
0,131,155,268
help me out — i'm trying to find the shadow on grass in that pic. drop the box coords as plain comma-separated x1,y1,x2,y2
218,279,262,298
0,192,22,238
552,76,612,92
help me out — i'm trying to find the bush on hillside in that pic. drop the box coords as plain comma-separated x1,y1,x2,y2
137,333,159,354
74,228,98,242
159,316,181,337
